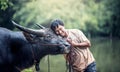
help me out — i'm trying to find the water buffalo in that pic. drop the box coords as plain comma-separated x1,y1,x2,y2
0,21,70,72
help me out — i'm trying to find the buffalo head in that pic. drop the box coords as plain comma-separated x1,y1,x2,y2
12,21,70,55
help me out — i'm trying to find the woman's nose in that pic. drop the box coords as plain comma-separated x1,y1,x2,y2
59,30,62,34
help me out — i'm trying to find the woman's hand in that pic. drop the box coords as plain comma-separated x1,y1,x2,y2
67,38,77,47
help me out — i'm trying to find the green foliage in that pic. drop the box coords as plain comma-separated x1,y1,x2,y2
105,0,120,37
0,0,34,29
0,0,120,37
0,0,14,29
0,0,10,10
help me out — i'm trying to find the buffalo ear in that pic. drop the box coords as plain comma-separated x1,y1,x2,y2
22,32,35,43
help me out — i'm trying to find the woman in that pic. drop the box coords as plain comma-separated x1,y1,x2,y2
50,19,96,72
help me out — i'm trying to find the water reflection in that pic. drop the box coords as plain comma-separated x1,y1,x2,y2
91,37,120,72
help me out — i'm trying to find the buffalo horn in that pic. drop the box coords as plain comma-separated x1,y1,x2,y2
36,23,45,29
12,20,45,36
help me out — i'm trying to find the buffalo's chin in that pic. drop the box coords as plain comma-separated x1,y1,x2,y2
59,48,70,54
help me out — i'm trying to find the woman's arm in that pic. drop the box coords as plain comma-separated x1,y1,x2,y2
67,39,91,48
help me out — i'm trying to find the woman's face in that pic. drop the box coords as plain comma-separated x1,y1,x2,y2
55,25,67,37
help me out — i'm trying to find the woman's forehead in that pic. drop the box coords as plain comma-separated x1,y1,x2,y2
55,25,64,30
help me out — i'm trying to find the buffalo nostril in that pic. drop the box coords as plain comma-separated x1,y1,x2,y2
65,43,70,48
65,44,69,47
